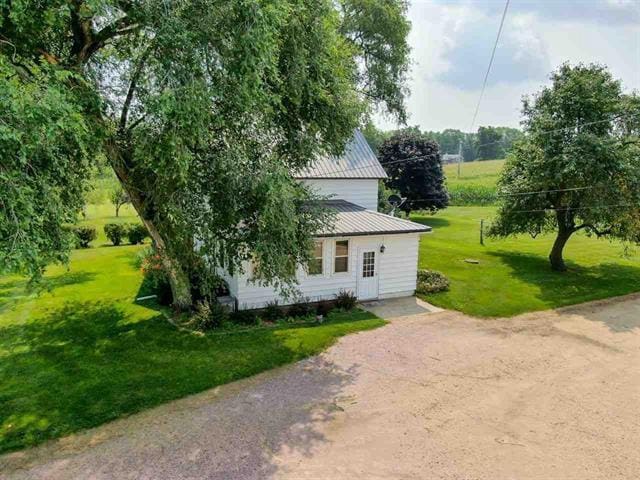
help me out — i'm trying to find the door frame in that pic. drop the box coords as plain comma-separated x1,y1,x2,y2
356,245,380,300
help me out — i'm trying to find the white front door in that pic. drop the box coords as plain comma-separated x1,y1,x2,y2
357,248,379,300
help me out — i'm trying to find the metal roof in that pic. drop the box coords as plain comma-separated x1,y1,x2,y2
316,200,432,237
295,130,388,179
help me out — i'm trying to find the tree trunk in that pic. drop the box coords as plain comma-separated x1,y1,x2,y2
108,146,193,310
549,227,573,272
115,204,120,217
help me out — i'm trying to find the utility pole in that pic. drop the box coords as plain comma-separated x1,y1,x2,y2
457,139,463,178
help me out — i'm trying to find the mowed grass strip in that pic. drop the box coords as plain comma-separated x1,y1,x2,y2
414,206,640,317
0,246,384,454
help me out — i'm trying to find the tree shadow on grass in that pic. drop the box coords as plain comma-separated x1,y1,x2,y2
488,250,640,331
410,214,450,229
0,300,368,474
0,271,96,312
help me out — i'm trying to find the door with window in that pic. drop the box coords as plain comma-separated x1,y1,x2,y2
357,249,379,300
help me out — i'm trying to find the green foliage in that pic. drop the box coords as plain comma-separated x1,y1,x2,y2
413,207,640,317
126,224,148,245
0,57,98,280
489,63,640,270
109,186,130,217
189,300,230,331
448,185,497,206
72,226,97,248
262,300,284,321
103,223,127,246
379,130,449,214
335,289,357,310
140,249,172,305
1,0,411,305
229,309,260,326
316,300,335,316
416,269,449,294
364,124,522,162
288,297,315,317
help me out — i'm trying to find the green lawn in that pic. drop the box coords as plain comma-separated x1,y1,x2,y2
443,159,505,189
0,244,383,454
79,202,141,246
415,206,640,317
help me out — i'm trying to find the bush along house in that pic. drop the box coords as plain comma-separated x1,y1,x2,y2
219,130,432,310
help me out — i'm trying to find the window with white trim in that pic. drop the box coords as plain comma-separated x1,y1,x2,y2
334,240,349,273
308,241,323,275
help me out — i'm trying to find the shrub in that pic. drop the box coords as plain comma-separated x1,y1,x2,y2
316,300,334,317
288,298,315,318
72,226,97,248
416,269,450,294
335,290,357,310
126,223,148,244
229,309,259,326
190,300,229,331
262,300,283,322
104,223,127,246
140,250,172,305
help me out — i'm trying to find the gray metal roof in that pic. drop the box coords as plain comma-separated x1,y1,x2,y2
316,200,431,237
295,130,388,179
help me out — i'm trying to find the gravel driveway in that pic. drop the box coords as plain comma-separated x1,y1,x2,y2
2,294,639,480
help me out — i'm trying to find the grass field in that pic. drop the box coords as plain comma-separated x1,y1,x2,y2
443,159,505,189
414,207,640,317
0,206,383,454
443,159,505,205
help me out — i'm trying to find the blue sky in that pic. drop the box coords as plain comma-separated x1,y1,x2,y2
375,0,640,132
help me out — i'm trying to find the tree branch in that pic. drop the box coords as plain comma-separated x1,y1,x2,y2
119,46,152,131
574,223,612,237
68,0,141,65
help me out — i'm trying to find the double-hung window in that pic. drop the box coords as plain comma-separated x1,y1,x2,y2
334,240,349,273
308,241,324,275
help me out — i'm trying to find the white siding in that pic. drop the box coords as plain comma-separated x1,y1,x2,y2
302,179,379,211
215,267,238,297
378,234,419,298
233,234,421,310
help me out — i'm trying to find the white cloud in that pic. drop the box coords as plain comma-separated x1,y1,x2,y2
375,0,640,132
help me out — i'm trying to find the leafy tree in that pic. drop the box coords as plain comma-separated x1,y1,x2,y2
0,0,410,308
476,126,503,160
110,186,130,217
378,131,448,214
489,63,640,271
461,133,477,161
362,121,391,155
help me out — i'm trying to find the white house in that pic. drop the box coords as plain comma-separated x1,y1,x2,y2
220,130,431,310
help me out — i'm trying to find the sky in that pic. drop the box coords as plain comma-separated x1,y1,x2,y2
374,0,640,133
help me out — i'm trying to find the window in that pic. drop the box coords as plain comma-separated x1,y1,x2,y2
334,240,349,273
308,241,323,275
362,251,375,278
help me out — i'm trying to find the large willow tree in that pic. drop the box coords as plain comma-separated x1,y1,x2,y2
0,0,410,308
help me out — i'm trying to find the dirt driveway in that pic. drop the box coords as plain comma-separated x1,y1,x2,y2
2,295,640,480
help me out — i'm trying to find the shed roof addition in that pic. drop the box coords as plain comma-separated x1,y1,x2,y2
316,200,431,237
295,130,387,179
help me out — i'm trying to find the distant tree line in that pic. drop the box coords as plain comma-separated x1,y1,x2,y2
363,123,524,161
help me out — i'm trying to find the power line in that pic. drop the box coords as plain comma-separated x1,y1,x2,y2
499,186,593,196
393,185,595,202
468,0,510,133
473,112,639,150
304,112,640,179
